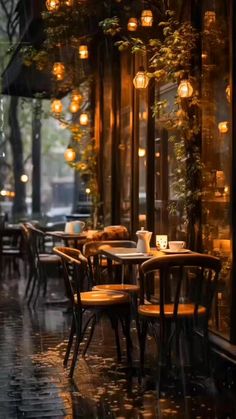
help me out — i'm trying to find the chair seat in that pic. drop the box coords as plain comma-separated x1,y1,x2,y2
138,303,206,318
39,254,61,263
93,284,139,293
77,290,129,306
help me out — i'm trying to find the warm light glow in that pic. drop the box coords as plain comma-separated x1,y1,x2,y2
133,67,149,89
204,11,216,27
226,85,231,103
218,121,229,134
156,235,168,250
177,79,193,98
65,0,73,5
69,101,80,113
127,17,138,31
155,151,160,158
79,45,89,59
224,185,229,194
138,147,146,157
141,10,153,27
64,147,76,162
20,174,29,183
79,113,89,126
52,62,65,80
71,90,82,104
85,188,91,194
51,99,63,114
46,0,60,11
0,189,7,196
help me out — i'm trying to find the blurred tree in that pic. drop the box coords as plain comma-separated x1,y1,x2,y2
0,0,27,216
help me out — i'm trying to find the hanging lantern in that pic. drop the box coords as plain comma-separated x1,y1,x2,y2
64,146,76,162
52,62,65,80
141,10,153,27
79,45,89,59
226,85,231,103
51,99,63,114
127,17,138,31
177,79,193,98
69,101,80,113
133,67,149,89
79,113,89,126
218,121,229,134
71,90,82,105
204,11,216,27
46,0,60,11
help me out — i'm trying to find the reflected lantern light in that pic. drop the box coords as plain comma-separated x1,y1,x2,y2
141,10,153,27
218,121,229,134
226,85,231,103
177,79,193,98
133,67,149,89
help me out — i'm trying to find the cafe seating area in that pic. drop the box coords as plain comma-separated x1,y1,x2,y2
0,0,236,417
0,222,235,417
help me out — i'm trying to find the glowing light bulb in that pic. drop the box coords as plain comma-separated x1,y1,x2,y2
133,67,149,89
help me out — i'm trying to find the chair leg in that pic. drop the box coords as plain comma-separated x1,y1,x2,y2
69,312,83,378
82,316,96,357
27,269,38,305
139,319,148,377
69,335,81,378
124,315,132,365
64,317,76,367
109,315,121,362
24,267,34,298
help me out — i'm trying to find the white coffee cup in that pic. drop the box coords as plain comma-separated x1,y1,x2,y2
168,241,185,251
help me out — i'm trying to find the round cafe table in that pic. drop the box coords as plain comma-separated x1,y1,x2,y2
46,230,98,249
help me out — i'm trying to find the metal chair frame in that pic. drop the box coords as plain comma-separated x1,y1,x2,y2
139,253,221,390
54,246,132,378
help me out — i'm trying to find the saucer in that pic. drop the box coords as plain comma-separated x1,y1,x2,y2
162,249,191,254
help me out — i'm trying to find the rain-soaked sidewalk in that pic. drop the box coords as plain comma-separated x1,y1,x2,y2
0,272,236,418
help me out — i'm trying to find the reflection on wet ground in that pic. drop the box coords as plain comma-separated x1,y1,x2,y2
0,273,235,418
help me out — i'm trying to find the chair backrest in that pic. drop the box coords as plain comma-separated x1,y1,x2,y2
83,240,136,258
53,246,88,307
25,223,46,261
140,254,221,322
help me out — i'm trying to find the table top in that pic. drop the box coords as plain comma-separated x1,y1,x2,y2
101,247,195,264
101,247,163,264
46,230,88,240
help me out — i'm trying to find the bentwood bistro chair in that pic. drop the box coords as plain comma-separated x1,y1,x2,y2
24,223,61,305
138,253,221,385
53,247,132,378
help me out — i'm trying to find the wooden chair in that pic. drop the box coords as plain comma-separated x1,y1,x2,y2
25,223,61,306
0,221,23,278
53,246,132,378
83,240,138,287
139,254,221,388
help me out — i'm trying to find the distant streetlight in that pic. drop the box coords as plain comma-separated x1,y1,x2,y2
20,174,29,183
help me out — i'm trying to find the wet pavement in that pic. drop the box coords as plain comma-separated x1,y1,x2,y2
0,271,236,418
